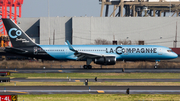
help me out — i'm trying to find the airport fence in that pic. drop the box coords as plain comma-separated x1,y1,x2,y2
0,64,117,69
0,60,179,69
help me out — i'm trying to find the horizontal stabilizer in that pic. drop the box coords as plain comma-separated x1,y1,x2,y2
5,47,27,54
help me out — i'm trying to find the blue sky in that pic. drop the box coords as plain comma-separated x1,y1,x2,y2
21,0,173,18
21,0,101,17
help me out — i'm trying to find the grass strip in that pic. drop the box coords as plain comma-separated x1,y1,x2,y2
2,82,180,86
9,73,180,79
18,94,180,101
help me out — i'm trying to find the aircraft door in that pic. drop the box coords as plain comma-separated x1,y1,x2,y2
65,49,69,55
158,48,162,55
124,48,128,55
34,47,38,55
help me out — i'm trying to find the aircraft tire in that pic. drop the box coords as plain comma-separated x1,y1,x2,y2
87,65,92,69
154,65,157,69
83,65,88,69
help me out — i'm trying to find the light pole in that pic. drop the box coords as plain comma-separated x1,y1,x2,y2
48,0,50,45
170,0,171,17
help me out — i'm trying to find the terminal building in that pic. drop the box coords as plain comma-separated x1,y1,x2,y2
17,17,180,48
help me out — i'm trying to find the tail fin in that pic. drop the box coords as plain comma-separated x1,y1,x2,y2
2,18,37,47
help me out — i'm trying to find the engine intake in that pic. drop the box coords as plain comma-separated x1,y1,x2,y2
94,56,116,65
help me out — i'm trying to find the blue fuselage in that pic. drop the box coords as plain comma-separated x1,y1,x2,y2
37,45,177,61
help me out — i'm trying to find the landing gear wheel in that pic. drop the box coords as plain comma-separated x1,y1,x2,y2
154,65,157,69
87,65,92,69
83,65,92,69
154,61,159,69
83,65,88,69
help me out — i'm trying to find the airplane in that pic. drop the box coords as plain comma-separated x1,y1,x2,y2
2,18,178,69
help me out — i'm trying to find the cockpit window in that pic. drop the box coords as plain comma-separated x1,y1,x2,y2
167,50,173,52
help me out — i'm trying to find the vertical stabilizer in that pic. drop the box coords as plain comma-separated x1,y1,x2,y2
2,18,37,47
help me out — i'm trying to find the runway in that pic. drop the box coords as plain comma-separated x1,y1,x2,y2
1,68,180,73
10,78,180,82
0,86,180,94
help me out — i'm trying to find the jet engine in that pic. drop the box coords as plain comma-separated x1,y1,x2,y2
94,56,116,65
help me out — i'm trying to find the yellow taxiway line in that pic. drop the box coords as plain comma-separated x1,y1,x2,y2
75,80,80,82
8,91,28,94
9,70,18,73
97,90,105,93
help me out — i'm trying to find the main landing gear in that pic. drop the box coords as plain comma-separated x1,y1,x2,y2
83,59,92,69
83,65,92,69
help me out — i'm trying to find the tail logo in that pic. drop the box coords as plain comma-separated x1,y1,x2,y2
8,28,22,38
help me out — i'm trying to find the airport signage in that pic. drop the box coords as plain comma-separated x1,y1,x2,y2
0,95,17,101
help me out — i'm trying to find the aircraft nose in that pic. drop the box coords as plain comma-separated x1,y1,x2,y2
172,53,178,59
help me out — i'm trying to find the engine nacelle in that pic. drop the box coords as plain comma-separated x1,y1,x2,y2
94,56,116,65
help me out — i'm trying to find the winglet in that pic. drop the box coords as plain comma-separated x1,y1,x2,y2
66,40,76,52
65,42,68,45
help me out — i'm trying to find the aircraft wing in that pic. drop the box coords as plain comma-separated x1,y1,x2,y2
5,47,28,54
74,51,103,60
66,41,112,60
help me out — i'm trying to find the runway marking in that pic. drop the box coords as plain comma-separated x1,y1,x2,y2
58,70,63,72
9,70,18,73
97,90,105,93
10,81,19,82
8,91,28,94
75,80,80,82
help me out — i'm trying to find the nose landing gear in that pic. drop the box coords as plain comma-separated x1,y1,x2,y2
154,61,159,69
